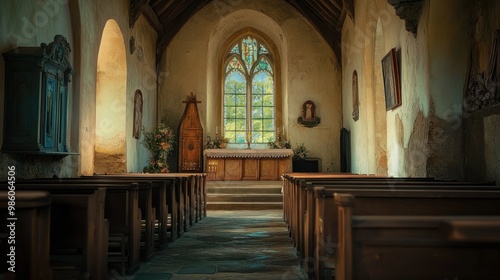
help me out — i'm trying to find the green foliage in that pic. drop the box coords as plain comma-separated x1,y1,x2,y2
141,122,175,173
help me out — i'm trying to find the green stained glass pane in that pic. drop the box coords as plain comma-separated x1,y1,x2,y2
252,132,262,143
224,94,236,105
263,95,274,106
263,107,273,118
252,120,262,131
252,82,265,94
252,95,262,106
263,119,274,130
235,95,246,106
241,36,257,72
263,132,274,142
225,131,236,143
224,119,236,130
225,107,236,118
236,107,246,118
235,119,246,130
252,108,263,118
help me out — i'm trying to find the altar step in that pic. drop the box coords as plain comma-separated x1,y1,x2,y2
206,181,283,210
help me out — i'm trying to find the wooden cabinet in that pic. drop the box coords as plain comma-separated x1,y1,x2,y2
2,35,74,154
292,158,320,172
204,149,293,181
178,93,203,172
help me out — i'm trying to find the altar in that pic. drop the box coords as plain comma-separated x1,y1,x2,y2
204,149,293,181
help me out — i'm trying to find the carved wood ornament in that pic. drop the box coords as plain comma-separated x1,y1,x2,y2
387,0,423,36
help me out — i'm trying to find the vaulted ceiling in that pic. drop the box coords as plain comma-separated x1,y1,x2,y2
129,0,422,62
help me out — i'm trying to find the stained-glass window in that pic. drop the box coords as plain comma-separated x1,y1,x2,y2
223,35,275,144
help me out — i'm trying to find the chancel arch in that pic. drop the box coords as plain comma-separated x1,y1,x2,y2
94,19,127,173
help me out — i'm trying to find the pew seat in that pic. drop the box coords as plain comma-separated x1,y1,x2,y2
0,191,52,280
335,195,500,280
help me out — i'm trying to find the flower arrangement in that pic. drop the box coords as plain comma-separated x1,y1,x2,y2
268,139,291,149
293,143,308,160
205,135,229,149
141,121,175,173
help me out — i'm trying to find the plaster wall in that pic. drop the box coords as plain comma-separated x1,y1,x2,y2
342,0,429,176
0,0,157,178
0,0,76,179
159,0,342,172
72,0,157,175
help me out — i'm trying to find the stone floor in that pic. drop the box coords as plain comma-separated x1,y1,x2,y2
112,210,306,280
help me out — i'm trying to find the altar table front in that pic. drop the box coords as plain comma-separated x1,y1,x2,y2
204,149,293,181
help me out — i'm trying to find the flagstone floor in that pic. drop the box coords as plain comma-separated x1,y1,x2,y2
112,210,306,280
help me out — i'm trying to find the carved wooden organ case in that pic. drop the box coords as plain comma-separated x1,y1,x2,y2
178,93,203,172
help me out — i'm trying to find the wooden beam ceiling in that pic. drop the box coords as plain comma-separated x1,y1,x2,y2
130,0,353,65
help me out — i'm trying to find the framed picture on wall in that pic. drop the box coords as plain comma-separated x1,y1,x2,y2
381,48,401,110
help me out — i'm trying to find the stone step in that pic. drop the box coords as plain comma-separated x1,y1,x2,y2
207,186,282,194
206,181,283,211
207,193,283,203
207,202,283,210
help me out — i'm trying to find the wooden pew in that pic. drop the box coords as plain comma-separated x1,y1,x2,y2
0,191,52,280
335,194,500,280
90,173,204,241
78,177,156,260
312,188,500,280
284,175,444,260
284,175,494,262
89,174,179,245
18,180,141,276
10,183,110,280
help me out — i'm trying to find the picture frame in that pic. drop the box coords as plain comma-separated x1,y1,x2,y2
133,90,143,139
381,48,401,110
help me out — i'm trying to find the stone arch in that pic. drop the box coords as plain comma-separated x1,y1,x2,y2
206,9,286,137
94,19,127,173
217,27,283,146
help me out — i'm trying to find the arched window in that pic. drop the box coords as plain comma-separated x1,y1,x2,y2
223,35,275,144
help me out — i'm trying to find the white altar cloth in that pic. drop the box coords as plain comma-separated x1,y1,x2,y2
204,149,293,159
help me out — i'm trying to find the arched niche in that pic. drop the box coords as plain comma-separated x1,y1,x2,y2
94,19,127,173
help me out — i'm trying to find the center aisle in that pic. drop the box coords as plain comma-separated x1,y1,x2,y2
123,210,305,280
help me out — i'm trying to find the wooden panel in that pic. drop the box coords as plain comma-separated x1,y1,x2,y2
224,159,242,180
243,159,259,180
178,93,203,172
205,156,291,181
259,159,277,180
278,158,291,177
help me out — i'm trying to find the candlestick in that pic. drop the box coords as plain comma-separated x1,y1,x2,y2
246,131,251,149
